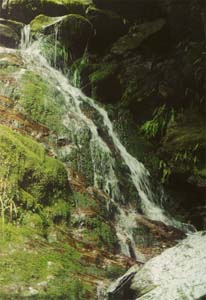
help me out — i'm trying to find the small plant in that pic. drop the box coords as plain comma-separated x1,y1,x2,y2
141,105,176,139
173,143,200,169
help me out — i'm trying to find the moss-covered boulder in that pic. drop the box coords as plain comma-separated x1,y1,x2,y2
111,18,166,55
2,0,92,23
31,14,93,59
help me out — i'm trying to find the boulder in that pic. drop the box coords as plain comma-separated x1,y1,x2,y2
108,231,206,300
111,18,166,55
1,0,91,23
30,14,93,59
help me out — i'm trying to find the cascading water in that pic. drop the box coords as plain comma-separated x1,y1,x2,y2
20,25,31,50
19,27,190,262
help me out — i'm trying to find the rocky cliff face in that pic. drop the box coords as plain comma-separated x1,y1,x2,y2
0,0,205,299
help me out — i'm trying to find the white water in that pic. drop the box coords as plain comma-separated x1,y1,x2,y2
19,27,188,261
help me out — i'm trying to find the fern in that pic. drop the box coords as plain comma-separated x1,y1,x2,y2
141,105,176,139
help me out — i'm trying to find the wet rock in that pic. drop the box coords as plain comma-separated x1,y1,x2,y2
31,14,93,59
1,0,91,23
0,18,23,47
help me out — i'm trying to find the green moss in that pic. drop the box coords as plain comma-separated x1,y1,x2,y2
0,223,95,299
18,71,65,134
80,217,118,249
0,125,69,220
89,63,118,84
70,192,98,210
44,199,70,224
70,192,118,250
30,14,64,31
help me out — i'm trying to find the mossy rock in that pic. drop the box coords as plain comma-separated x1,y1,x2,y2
111,18,166,55
2,0,92,23
31,14,93,59
30,14,65,32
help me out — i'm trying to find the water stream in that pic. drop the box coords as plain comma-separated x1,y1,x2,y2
19,27,188,261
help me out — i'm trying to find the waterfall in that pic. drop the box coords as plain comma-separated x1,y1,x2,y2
19,27,190,261
20,25,31,50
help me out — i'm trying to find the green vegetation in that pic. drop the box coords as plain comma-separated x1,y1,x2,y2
70,192,118,250
18,71,66,134
0,127,104,299
30,14,65,32
83,217,118,249
105,263,127,279
0,125,69,223
141,105,175,140
89,63,119,84
0,223,95,299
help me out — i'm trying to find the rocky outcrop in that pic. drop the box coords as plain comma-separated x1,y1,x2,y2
111,18,166,55
93,0,205,41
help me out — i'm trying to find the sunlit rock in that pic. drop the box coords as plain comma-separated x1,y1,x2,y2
107,232,206,300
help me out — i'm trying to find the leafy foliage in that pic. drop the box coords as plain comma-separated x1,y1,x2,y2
141,105,176,139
